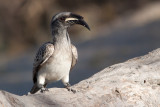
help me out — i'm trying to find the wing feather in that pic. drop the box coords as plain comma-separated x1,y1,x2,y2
33,42,54,83
70,44,78,71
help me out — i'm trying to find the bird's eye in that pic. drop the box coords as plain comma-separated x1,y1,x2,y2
59,17,65,21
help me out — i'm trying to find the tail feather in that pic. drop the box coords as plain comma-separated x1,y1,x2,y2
30,84,40,94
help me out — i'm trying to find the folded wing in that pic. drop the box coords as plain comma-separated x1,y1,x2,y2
70,44,78,71
32,42,54,83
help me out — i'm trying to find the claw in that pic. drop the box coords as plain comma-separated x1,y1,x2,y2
65,83,77,93
40,87,49,93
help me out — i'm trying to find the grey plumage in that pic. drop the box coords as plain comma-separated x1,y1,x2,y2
30,12,90,94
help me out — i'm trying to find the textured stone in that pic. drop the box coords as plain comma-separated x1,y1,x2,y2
0,48,160,107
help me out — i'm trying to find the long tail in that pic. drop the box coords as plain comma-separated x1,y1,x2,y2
30,83,40,94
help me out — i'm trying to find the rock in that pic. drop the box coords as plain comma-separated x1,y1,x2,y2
0,48,160,107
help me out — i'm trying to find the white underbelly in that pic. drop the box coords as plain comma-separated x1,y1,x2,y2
38,56,71,83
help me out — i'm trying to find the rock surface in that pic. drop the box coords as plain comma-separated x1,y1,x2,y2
0,48,160,107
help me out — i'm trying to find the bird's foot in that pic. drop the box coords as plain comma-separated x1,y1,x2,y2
65,83,77,93
40,87,49,93
66,87,77,93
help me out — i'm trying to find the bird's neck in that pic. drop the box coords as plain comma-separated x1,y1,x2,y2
52,28,71,46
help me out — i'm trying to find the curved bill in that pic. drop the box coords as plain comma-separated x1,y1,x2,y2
76,19,90,30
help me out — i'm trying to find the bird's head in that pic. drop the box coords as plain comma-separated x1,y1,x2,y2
51,12,90,31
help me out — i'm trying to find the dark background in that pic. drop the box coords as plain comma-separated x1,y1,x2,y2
0,0,160,95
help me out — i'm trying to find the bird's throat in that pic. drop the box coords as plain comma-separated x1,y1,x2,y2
52,29,71,49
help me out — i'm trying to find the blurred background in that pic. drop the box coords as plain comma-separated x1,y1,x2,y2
0,0,160,95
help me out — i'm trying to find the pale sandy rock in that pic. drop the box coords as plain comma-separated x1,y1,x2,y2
0,48,160,107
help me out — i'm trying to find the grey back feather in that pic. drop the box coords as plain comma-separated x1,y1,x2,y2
70,44,78,71
33,42,54,83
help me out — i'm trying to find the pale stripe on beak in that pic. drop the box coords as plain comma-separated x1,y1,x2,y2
65,18,78,21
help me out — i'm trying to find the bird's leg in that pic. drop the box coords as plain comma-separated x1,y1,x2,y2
40,85,49,93
64,83,77,93
62,75,77,93
40,87,49,93
37,76,49,93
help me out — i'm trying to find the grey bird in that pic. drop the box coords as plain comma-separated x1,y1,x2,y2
30,12,90,94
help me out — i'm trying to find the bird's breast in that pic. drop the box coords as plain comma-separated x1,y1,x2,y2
39,46,72,83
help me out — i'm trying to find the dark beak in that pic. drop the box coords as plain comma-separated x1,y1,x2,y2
76,19,90,31
68,13,90,30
